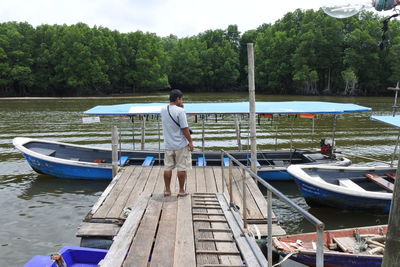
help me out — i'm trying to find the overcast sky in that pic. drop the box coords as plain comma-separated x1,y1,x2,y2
0,0,327,37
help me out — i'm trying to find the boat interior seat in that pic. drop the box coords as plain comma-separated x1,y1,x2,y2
118,156,129,166
248,158,261,167
338,178,365,191
364,173,394,192
223,157,229,167
272,160,285,166
141,156,154,166
30,147,56,156
197,157,206,166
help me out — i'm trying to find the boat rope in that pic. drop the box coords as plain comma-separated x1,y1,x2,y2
272,250,299,267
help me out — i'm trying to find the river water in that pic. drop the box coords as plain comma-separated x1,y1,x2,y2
0,93,396,266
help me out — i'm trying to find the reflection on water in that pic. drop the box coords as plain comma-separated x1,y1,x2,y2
0,93,397,265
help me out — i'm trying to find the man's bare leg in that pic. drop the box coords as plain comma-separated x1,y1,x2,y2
177,170,187,195
164,170,172,195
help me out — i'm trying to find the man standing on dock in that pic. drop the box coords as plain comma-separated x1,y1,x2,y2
160,89,194,197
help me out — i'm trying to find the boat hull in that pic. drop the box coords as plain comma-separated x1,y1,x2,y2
23,153,112,180
295,178,391,213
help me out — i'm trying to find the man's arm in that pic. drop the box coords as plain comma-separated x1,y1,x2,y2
182,127,194,151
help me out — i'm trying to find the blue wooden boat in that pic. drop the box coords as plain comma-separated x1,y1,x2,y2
14,101,370,180
24,246,107,267
288,164,395,213
288,114,400,213
272,225,387,267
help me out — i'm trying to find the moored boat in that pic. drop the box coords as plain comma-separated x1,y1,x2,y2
272,225,387,267
288,164,395,213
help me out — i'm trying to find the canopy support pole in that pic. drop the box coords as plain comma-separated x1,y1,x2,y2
131,116,135,150
289,116,295,163
234,115,242,151
158,115,161,166
202,115,206,164
141,116,145,150
312,117,315,149
331,115,337,157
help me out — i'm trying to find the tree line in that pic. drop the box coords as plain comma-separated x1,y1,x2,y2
1,9,400,97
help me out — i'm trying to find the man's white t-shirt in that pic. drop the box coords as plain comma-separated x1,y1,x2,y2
160,104,189,150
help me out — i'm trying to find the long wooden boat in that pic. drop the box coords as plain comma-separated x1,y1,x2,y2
272,225,387,267
14,101,370,180
288,164,395,213
24,246,107,267
13,137,349,180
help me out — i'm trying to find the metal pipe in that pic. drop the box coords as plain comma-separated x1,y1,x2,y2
221,150,325,267
235,115,242,151
267,190,273,267
131,116,135,150
229,158,233,205
242,168,247,229
202,116,205,165
221,151,225,193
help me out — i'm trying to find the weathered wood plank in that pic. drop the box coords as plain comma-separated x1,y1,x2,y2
196,167,207,193
99,196,150,267
124,166,153,208
89,166,135,217
123,194,164,267
173,194,196,267
93,166,138,219
186,168,197,193
76,222,120,237
140,166,162,197
150,196,178,267
106,166,144,218
212,167,227,194
204,167,218,193
153,165,166,194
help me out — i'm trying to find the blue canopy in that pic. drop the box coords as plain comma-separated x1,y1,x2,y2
371,115,400,128
84,101,371,116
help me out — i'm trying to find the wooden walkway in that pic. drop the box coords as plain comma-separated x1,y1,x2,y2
77,166,286,266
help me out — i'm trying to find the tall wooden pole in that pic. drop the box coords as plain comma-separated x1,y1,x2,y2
112,126,119,178
247,43,257,173
382,155,400,266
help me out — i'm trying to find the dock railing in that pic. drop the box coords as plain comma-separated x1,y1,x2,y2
221,150,325,267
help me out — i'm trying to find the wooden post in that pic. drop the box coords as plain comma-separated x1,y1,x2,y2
382,156,400,266
229,158,233,205
242,168,248,229
112,126,119,178
247,43,257,174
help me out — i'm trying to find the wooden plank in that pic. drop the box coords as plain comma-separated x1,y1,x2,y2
99,196,150,267
123,195,164,267
153,165,166,194
186,168,197,193
196,251,241,255
364,173,394,192
106,166,144,218
204,167,218,193
196,167,207,193
140,166,162,197
232,168,263,220
76,222,120,237
89,166,134,217
93,166,138,219
173,193,196,267
244,172,277,221
333,236,357,253
212,167,227,194
217,194,266,267
386,173,396,180
124,166,154,208
150,196,178,267
248,224,286,237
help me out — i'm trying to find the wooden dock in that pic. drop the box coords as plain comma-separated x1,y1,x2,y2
77,166,286,266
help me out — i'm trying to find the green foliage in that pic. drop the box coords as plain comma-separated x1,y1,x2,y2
0,10,399,96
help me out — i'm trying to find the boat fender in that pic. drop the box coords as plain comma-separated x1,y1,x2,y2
50,253,66,267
